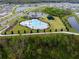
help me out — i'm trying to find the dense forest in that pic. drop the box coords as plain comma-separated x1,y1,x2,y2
0,34,79,59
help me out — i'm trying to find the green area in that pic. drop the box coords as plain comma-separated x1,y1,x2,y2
42,7,72,17
0,34,79,59
2,7,79,34
3,7,71,34
4,16,66,34
42,7,79,33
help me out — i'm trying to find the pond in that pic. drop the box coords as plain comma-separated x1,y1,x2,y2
20,19,49,30
68,16,79,32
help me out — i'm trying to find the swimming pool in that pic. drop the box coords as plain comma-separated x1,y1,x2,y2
20,19,49,30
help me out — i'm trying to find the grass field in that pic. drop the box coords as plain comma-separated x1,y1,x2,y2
4,16,66,34
2,7,79,34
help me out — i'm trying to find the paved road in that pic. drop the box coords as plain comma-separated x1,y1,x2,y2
0,6,44,34
0,13,23,25
0,4,79,36
0,5,43,25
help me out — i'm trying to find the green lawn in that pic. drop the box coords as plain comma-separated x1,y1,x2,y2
2,7,78,34
4,16,66,34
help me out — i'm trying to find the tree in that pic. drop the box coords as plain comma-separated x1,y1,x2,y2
50,29,52,32
44,29,45,32
61,29,63,31
11,31,14,34
30,30,33,33
37,29,39,33
18,30,20,34
66,27,69,31
0,44,8,59
24,30,26,33
4,32,6,35
55,29,57,32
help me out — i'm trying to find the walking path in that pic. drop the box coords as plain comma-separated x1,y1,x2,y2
0,13,23,25
0,4,79,37
0,31,79,37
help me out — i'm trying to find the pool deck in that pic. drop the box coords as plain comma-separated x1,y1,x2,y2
20,19,49,30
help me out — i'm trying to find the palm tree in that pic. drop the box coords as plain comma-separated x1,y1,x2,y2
44,29,45,32
50,29,52,32
24,30,26,33
11,31,14,34
4,32,6,35
37,29,39,33
55,29,57,32
30,30,33,33
18,30,20,34
61,29,63,31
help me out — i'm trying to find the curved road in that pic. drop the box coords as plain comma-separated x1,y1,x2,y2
0,32,79,37
0,5,79,36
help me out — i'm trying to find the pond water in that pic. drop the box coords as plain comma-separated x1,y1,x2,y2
20,19,49,30
68,16,79,32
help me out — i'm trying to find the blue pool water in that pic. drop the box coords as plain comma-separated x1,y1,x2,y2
31,19,46,27
68,16,79,32
20,19,49,30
